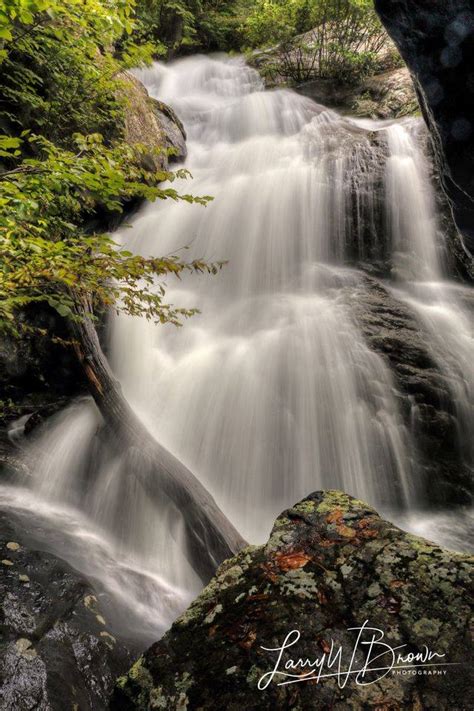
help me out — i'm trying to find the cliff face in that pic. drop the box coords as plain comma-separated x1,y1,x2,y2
347,277,473,505
375,0,474,275
112,491,473,711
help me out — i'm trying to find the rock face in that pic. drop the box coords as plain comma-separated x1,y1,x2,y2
0,511,133,710
0,306,85,429
112,490,473,710
295,65,417,120
347,276,472,505
119,72,187,171
375,0,474,265
352,66,418,119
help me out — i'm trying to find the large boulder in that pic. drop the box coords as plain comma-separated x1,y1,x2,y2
375,0,474,266
0,306,84,429
295,65,417,120
0,511,133,710
112,490,473,710
118,72,186,171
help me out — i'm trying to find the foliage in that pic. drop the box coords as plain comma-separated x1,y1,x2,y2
244,0,388,84
0,133,216,334
1,1,124,144
130,0,252,56
0,0,219,340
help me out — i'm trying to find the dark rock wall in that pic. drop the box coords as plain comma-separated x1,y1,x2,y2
375,0,474,272
0,306,85,430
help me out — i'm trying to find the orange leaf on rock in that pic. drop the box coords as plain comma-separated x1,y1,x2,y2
275,551,312,571
318,638,331,653
360,528,378,539
239,629,257,650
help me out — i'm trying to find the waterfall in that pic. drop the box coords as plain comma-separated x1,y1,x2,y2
2,55,472,640
383,120,474,474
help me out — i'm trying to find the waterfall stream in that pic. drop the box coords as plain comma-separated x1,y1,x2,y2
2,55,472,642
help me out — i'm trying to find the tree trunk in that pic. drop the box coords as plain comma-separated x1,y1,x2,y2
69,297,247,582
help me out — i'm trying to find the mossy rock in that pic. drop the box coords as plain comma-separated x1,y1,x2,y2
111,490,473,710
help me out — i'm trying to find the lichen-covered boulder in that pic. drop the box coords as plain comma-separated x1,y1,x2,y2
0,511,133,710
112,491,473,710
353,66,417,119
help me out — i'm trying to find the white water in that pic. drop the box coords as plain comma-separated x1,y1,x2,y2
384,121,474,469
3,56,473,641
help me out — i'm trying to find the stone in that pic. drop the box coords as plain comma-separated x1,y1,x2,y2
346,275,473,505
375,0,474,266
118,72,186,172
353,66,418,119
111,490,473,710
296,65,417,121
0,511,133,710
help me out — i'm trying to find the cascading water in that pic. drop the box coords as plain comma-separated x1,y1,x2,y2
382,120,474,545
2,55,472,641
385,120,473,455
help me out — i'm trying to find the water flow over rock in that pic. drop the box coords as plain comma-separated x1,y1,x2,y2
1,55,471,639
115,56,416,543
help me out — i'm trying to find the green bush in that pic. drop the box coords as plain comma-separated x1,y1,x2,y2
243,0,388,84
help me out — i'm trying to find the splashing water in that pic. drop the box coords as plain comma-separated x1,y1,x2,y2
3,55,472,640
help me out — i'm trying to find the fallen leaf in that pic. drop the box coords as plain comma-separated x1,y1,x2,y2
319,638,331,653
275,551,312,571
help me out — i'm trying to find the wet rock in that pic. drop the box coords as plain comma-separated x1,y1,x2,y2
0,305,85,429
0,511,133,710
112,490,473,710
353,66,418,119
375,0,474,267
347,276,472,505
152,99,187,163
119,72,186,171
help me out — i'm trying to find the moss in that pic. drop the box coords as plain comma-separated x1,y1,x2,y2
412,618,442,638
129,657,153,689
